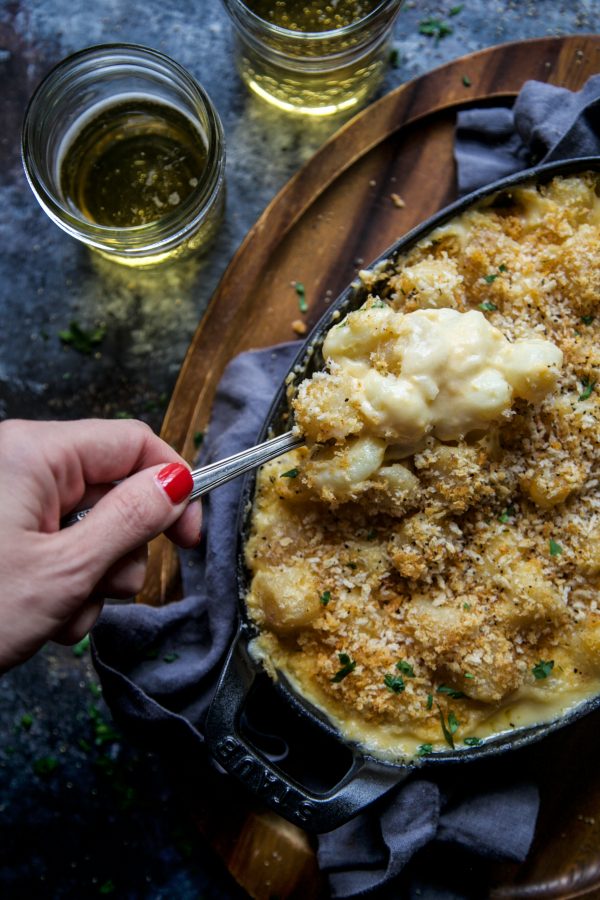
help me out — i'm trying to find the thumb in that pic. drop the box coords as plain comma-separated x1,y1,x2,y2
62,462,194,583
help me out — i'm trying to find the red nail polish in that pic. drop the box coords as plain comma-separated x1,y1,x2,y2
156,463,193,504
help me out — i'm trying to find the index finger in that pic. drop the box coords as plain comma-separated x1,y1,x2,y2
0,418,190,525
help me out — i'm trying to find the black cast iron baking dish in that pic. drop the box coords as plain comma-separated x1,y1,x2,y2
205,156,600,833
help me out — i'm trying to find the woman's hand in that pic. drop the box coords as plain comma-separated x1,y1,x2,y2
0,418,201,672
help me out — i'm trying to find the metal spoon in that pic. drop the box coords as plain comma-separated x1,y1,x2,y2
62,430,305,527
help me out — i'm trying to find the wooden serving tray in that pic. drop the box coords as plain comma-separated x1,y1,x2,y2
145,35,600,900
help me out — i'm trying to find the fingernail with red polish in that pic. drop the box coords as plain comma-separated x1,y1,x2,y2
155,463,193,504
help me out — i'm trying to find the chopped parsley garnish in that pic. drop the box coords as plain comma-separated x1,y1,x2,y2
59,320,106,355
280,468,299,478
417,743,434,756
449,3,463,14
462,74,471,87
532,659,554,680
99,881,116,895
89,682,102,698
163,653,179,663
483,273,499,284
463,602,471,611
193,431,204,449
581,315,595,326
478,300,497,312
439,708,455,749
426,693,433,710
20,713,33,731
33,756,60,777
332,653,356,683
498,264,508,272
498,504,516,523
295,282,308,313
72,634,91,657
114,411,133,419
89,704,121,746
549,538,563,557
464,736,483,746
579,377,596,401
384,674,406,694
320,590,331,606
464,673,474,680
447,711,459,735
418,17,453,42
396,660,415,677
436,684,466,699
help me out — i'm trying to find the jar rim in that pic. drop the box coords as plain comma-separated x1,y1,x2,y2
221,0,403,42
21,43,225,255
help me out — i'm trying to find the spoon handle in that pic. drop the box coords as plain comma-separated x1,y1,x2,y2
61,430,304,528
189,430,304,500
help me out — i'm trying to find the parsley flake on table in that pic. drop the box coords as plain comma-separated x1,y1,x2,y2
478,300,497,312
449,3,463,14
193,431,204,449
549,538,563,557
532,659,554,680
389,47,400,67
417,743,434,756
436,684,466,699
332,653,356,682
418,17,453,42
581,315,595,325
579,377,596,401
295,282,308,313
33,756,60,777
59,320,106,355
461,74,471,87
72,634,91,657
20,713,33,731
396,660,415,677
163,653,179,663
280,468,299,478
384,673,406,694
320,590,331,606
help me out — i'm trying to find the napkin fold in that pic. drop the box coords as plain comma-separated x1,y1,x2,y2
93,75,600,898
454,73,600,194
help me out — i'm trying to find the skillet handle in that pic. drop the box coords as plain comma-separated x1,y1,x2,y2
204,633,409,833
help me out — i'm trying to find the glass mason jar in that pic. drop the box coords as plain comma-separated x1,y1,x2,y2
221,0,403,117
22,44,226,266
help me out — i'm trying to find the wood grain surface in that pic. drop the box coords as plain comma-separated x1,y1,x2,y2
143,35,600,900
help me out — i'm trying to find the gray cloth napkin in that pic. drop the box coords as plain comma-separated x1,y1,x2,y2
92,75,600,898
454,74,600,194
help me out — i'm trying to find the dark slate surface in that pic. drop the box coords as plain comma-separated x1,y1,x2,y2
0,1,598,897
